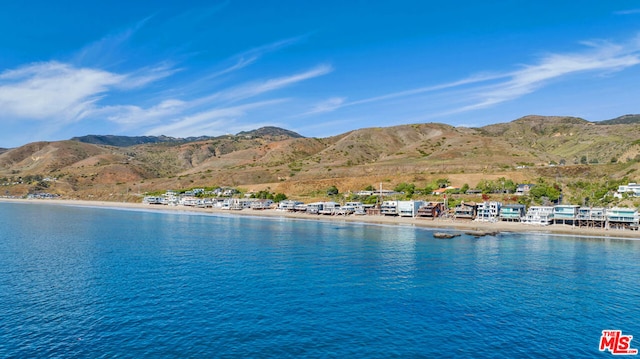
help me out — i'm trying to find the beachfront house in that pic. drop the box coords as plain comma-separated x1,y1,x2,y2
319,202,340,215
180,196,199,206
196,198,213,208
278,200,304,211
251,199,274,210
454,202,477,220
475,202,501,222
143,196,163,205
381,200,399,216
339,202,366,215
293,203,308,212
229,198,254,210
397,200,425,218
417,202,445,219
576,207,606,228
304,201,340,215
499,204,526,222
606,207,639,230
163,191,179,205
306,202,325,214
553,205,580,225
522,206,554,225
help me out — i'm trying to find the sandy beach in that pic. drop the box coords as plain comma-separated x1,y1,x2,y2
1,197,638,240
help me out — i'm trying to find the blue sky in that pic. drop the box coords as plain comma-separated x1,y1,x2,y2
1,1,640,147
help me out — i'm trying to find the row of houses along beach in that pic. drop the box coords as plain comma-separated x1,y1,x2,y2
143,187,640,232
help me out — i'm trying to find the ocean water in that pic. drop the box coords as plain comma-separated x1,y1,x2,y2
0,202,639,358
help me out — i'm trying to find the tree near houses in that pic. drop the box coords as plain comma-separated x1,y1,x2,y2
327,185,339,196
394,182,415,198
528,181,561,205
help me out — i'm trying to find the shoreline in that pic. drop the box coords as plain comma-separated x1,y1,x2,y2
1,197,638,240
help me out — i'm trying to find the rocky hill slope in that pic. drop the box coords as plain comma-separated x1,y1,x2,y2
1,118,639,200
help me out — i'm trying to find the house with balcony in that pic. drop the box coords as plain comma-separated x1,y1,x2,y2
475,202,501,222
553,205,580,225
306,202,326,214
251,199,274,210
278,200,304,211
606,207,639,230
576,207,606,228
522,206,554,225
417,202,445,219
319,202,341,215
397,200,425,217
381,200,399,216
229,198,254,210
454,202,477,220
499,204,526,222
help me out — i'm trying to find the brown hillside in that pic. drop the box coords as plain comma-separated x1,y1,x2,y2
1,115,639,200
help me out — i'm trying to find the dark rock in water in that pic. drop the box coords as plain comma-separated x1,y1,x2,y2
433,232,461,239
464,230,499,237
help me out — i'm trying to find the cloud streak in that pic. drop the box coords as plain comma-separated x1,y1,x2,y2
145,99,288,137
614,8,640,15
204,35,310,80
0,62,123,121
445,39,640,114
305,35,640,119
215,64,332,104
89,64,331,136
0,61,177,123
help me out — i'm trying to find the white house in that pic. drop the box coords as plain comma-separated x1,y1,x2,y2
397,200,425,217
522,206,554,226
251,199,274,210
278,200,304,211
614,183,640,198
475,202,501,222
381,200,399,216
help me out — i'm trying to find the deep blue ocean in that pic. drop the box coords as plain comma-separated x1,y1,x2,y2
0,202,639,358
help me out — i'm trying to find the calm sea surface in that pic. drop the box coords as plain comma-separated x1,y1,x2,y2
0,202,639,358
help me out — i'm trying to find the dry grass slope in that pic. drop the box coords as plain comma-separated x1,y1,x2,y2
1,115,639,200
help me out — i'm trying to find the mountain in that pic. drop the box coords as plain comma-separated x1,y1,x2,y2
236,126,304,139
71,127,303,147
70,134,207,147
597,114,640,125
2,117,639,200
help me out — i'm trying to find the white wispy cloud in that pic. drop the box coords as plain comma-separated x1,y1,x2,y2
145,99,288,137
0,61,177,123
614,8,640,15
185,64,333,109
95,99,187,128
0,62,123,121
298,97,346,116
347,73,508,108
216,64,333,103
99,63,332,132
307,35,640,120
444,39,640,114
205,35,310,80
73,15,153,68
119,63,182,89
